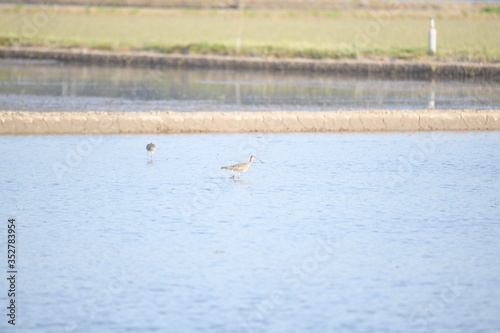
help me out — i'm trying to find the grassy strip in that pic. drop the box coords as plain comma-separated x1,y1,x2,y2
480,6,500,15
2,37,496,62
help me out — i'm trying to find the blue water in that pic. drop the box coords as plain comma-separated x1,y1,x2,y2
0,131,499,332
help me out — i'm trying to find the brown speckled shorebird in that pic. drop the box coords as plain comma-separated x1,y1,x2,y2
221,155,262,178
146,142,156,160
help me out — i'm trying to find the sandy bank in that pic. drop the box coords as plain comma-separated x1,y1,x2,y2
1,110,499,135
1,47,499,81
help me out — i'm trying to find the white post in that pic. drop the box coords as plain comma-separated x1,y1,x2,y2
428,16,437,54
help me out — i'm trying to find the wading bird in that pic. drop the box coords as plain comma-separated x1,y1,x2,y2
146,142,156,160
221,155,262,178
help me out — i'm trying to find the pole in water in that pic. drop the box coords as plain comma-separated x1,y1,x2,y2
428,16,437,55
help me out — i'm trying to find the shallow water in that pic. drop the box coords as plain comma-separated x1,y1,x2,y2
1,59,499,112
0,131,499,332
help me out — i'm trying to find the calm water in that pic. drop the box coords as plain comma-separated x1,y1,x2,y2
1,59,499,112
0,132,499,333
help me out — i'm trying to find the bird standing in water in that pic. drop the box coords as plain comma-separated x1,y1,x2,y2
221,155,262,178
146,142,156,160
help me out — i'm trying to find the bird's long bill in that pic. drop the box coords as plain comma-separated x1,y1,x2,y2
256,157,264,163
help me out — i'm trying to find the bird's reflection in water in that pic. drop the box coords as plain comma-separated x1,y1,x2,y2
230,178,252,189
231,178,249,183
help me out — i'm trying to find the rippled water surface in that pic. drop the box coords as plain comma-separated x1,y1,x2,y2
1,59,499,111
1,132,499,332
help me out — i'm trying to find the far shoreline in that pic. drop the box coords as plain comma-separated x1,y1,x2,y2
1,46,499,81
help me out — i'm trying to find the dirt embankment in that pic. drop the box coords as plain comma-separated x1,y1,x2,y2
1,110,499,135
1,47,499,81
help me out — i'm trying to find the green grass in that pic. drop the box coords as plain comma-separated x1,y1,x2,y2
0,8,499,61
480,6,500,15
